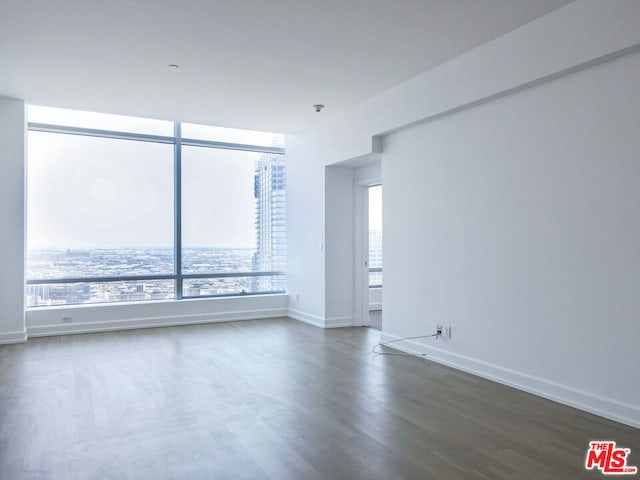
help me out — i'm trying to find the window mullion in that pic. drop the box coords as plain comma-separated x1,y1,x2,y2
174,122,183,300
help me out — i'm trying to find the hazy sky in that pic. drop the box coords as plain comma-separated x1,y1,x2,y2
369,184,382,230
27,117,271,249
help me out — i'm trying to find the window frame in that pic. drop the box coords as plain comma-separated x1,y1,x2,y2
26,116,286,306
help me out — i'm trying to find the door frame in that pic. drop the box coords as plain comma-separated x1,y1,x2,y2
353,177,381,326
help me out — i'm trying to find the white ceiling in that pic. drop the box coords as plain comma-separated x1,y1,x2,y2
0,0,572,133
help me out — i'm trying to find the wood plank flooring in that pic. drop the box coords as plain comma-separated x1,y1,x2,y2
0,318,637,479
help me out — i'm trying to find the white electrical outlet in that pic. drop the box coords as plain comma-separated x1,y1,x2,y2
444,325,452,339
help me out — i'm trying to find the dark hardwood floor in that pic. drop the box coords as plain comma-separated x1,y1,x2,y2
0,318,637,479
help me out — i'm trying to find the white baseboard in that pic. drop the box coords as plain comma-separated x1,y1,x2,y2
325,316,354,328
27,307,288,337
0,330,27,345
288,310,354,328
287,309,326,328
380,332,640,429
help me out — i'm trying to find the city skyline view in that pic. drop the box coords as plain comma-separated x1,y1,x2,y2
26,106,288,307
26,246,286,307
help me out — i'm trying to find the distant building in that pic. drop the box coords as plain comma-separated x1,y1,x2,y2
26,284,50,307
185,283,201,297
253,145,286,292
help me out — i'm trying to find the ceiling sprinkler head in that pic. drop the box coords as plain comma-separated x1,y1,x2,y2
313,104,325,113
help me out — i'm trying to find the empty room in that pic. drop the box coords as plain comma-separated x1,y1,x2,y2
1,1,638,478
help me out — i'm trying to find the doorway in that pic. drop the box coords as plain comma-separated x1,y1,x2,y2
351,159,382,328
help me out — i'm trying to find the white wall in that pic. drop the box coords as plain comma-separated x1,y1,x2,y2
0,97,26,344
285,134,327,325
286,1,640,426
353,162,381,184
324,166,355,327
383,50,640,427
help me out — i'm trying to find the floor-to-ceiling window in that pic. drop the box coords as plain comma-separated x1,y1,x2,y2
368,184,382,288
26,106,286,307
